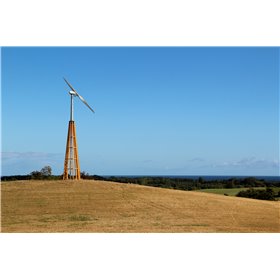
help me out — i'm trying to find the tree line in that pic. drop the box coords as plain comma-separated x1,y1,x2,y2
1,166,105,181
107,175,280,189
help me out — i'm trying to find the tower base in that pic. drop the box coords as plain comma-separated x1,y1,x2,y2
63,121,81,180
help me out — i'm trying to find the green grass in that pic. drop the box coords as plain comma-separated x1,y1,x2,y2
195,188,265,196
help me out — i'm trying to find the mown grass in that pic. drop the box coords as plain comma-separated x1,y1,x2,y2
1,180,279,233
69,215,93,221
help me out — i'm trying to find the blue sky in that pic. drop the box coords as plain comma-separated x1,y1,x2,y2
1,47,279,176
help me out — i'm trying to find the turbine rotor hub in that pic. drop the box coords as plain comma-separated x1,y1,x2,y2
69,90,78,96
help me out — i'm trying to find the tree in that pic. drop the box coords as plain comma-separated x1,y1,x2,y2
198,177,204,184
81,171,90,179
225,179,235,189
30,170,42,179
40,166,52,177
236,187,276,201
30,166,52,179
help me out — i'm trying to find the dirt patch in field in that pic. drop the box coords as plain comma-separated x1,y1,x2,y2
1,180,279,232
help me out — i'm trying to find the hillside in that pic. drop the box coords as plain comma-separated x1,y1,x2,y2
1,180,279,232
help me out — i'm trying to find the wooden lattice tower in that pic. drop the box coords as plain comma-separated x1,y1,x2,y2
63,120,80,180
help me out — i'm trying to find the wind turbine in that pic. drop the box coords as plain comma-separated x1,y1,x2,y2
63,78,94,180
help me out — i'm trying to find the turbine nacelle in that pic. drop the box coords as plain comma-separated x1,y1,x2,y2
69,90,78,96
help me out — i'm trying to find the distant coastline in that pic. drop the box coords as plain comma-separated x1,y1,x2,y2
2,174,279,182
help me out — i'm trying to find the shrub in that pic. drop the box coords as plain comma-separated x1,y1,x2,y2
236,187,276,201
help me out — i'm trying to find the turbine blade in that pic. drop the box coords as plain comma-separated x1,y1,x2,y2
63,77,76,92
76,92,95,113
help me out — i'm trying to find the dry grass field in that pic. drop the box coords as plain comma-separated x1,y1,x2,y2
1,180,279,232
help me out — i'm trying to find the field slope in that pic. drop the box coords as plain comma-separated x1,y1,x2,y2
1,180,279,233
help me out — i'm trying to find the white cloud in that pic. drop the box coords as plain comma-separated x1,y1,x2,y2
1,151,63,175
1,152,60,160
218,157,279,169
188,157,205,162
203,157,279,176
